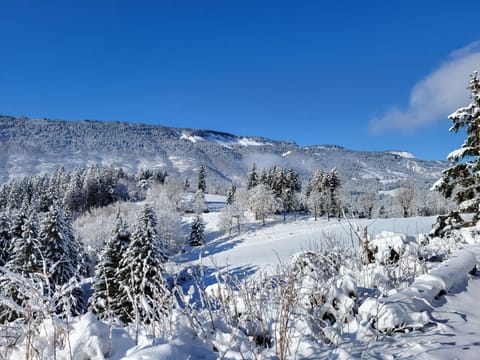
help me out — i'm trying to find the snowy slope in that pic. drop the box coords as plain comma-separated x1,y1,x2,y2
0,116,447,197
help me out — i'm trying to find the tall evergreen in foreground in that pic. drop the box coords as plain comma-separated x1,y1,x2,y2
39,203,84,314
91,212,131,319
434,71,480,227
116,204,169,324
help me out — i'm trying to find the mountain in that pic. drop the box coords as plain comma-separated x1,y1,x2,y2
0,115,447,195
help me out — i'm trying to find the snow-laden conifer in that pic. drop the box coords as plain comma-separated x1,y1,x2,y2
189,214,206,246
434,71,480,226
116,204,169,325
0,212,12,266
91,211,131,319
39,203,84,314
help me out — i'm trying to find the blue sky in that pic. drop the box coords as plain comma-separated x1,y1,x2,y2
1,1,479,160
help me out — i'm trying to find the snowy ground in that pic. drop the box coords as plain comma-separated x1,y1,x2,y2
4,194,480,359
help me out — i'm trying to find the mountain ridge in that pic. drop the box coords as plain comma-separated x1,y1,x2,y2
0,115,447,197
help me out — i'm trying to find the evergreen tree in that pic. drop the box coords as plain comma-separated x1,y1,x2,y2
189,214,206,246
39,204,84,314
116,204,169,324
91,212,131,319
0,212,12,266
247,164,259,190
326,169,341,220
434,71,480,226
7,213,42,276
198,165,206,192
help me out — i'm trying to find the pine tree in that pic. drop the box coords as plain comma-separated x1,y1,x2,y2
198,165,206,192
0,212,12,266
39,204,84,314
326,169,341,220
91,212,131,319
247,164,259,190
116,204,169,324
0,213,43,323
434,71,480,226
7,213,42,276
189,215,206,246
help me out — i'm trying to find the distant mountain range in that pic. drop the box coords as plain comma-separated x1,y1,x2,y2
0,115,447,195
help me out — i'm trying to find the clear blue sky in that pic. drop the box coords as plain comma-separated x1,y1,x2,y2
1,1,479,160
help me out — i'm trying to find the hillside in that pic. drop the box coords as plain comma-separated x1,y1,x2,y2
0,115,447,196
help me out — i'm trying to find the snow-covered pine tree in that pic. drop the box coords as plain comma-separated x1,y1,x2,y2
7,212,42,276
91,212,131,319
247,164,259,190
0,213,42,322
39,203,84,314
434,71,480,228
0,212,12,266
326,168,341,220
189,214,206,246
198,165,207,192
116,204,169,325
306,169,326,220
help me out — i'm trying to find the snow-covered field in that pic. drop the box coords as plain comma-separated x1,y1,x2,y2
4,195,480,359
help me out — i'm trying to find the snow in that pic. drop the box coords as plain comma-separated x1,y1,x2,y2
180,132,204,143
5,194,480,359
358,247,477,332
388,151,416,159
236,137,268,147
447,147,472,161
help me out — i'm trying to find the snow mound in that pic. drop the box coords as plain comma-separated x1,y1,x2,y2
359,246,478,332
369,231,420,264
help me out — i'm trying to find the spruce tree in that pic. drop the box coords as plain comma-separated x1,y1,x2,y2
198,165,206,192
247,164,259,190
434,71,480,227
8,213,42,276
189,215,206,246
116,204,169,324
39,204,84,314
91,212,131,319
0,212,12,266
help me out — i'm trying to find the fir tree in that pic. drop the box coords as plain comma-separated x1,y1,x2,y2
189,215,206,246
91,212,131,319
39,204,84,314
7,213,42,276
247,164,259,190
434,71,480,226
116,204,169,324
198,165,206,192
0,212,12,266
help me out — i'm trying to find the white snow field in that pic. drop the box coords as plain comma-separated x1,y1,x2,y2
5,194,480,359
